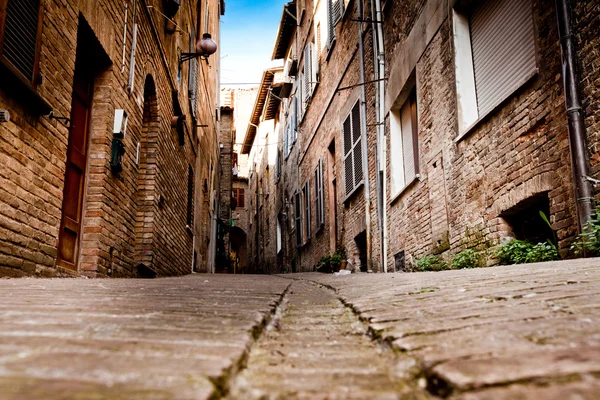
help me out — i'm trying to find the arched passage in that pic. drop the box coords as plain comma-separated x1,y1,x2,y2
230,226,247,274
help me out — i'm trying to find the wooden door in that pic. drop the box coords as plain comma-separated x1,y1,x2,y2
57,63,93,270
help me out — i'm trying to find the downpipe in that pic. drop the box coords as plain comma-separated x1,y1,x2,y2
357,0,373,272
555,0,593,233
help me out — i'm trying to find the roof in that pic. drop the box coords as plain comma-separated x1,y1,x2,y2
241,67,284,154
271,2,297,60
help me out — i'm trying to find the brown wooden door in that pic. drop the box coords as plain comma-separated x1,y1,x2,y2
57,65,93,271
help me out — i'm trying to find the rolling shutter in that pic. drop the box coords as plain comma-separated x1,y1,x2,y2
470,0,536,117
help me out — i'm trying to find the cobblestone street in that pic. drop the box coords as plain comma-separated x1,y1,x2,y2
1,259,599,399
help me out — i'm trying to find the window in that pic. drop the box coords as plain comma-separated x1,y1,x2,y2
453,0,536,135
342,100,364,197
277,214,282,254
188,30,199,121
315,158,324,228
284,96,297,158
297,73,304,121
326,0,343,49
295,191,302,246
390,88,419,197
232,188,245,208
275,150,281,183
302,42,319,110
0,0,44,88
303,181,311,240
187,166,195,228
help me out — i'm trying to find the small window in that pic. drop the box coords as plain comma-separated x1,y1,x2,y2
326,0,343,49
390,88,419,197
0,0,44,88
453,0,536,135
187,166,195,228
342,100,364,197
233,188,245,208
276,214,282,254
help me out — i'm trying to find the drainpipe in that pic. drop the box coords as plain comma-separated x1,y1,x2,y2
370,0,387,272
357,0,373,272
555,0,593,233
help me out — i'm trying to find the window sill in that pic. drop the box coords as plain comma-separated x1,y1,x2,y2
390,175,420,206
343,181,364,204
455,69,539,144
0,60,51,116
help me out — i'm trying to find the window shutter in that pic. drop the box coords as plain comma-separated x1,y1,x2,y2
292,96,298,138
343,114,354,196
303,45,312,105
188,32,199,120
187,166,195,227
1,0,42,85
295,191,302,246
315,158,324,226
351,102,363,187
332,0,343,25
470,0,536,117
305,182,311,239
327,0,336,47
297,74,304,120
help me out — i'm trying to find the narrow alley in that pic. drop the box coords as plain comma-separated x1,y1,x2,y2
1,258,599,399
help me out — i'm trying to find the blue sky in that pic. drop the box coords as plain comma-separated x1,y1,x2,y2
220,0,287,86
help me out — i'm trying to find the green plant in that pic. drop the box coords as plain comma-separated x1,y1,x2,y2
495,239,559,265
414,255,449,272
526,242,559,263
451,249,481,269
571,207,600,256
494,239,533,265
330,253,343,270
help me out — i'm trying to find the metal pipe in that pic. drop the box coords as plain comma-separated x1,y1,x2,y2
357,0,373,272
555,0,593,233
371,0,387,272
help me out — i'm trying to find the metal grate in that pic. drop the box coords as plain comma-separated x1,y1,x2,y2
3,0,41,83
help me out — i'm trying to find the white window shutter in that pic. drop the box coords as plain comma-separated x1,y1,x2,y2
312,42,319,85
303,45,312,104
351,102,363,187
343,114,354,196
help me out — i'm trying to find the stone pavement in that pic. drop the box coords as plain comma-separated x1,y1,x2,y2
0,275,290,399
302,258,600,399
0,259,599,399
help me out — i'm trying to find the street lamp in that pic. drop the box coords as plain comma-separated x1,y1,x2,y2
179,33,218,64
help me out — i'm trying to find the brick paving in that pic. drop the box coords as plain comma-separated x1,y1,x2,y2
302,258,600,399
0,275,290,399
228,280,430,399
0,259,599,399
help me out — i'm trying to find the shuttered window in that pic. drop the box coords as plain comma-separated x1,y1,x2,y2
302,42,318,111
470,0,536,118
326,0,343,48
390,88,419,197
315,158,324,228
343,100,363,197
303,181,311,240
188,32,199,120
0,0,43,87
295,191,302,246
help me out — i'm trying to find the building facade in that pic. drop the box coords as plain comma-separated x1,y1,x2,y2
0,0,224,277
245,0,600,273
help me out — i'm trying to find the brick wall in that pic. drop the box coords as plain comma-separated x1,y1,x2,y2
0,0,221,277
383,0,578,270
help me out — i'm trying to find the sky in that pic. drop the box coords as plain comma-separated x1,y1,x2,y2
220,0,288,86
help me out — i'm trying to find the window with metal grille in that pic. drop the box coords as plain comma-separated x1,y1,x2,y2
315,157,324,228
389,88,419,197
0,0,43,87
303,181,311,240
342,100,364,197
187,166,195,228
295,191,302,246
453,0,536,135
